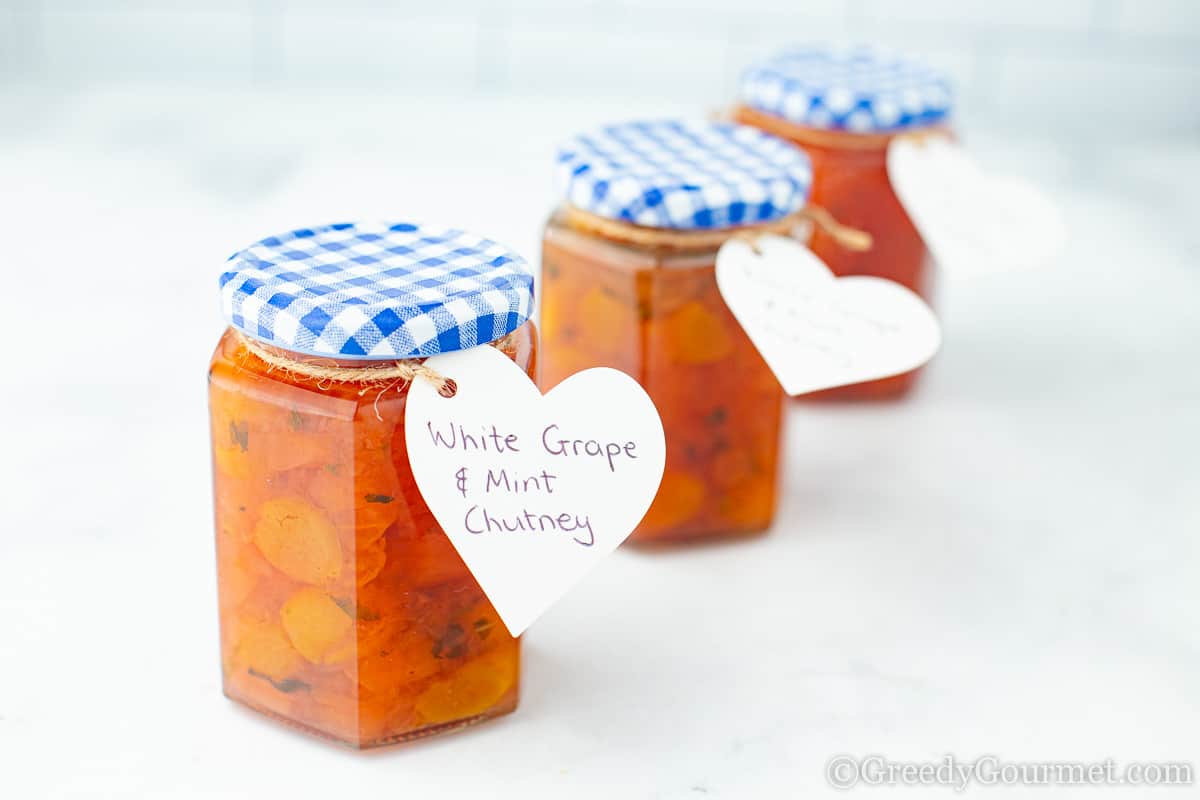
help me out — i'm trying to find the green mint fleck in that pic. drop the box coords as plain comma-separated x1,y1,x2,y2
248,668,310,694
432,624,468,660
473,617,494,640
229,420,249,452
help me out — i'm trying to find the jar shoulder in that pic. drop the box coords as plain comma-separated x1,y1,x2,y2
208,322,539,423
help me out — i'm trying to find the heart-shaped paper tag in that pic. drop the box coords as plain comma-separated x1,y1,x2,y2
715,235,941,396
405,345,666,636
888,135,1066,276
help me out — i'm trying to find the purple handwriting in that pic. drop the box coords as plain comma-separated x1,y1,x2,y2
428,420,638,473
464,506,595,547
427,421,520,453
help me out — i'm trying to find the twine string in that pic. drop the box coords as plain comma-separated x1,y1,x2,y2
564,204,873,254
235,331,468,399
731,104,949,153
798,205,873,251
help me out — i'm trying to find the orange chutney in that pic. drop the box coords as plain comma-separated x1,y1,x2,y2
540,120,814,543
209,221,536,747
541,213,784,543
732,106,936,399
734,46,954,400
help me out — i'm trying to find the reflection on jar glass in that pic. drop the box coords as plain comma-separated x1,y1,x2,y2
540,119,814,544
734,45,954,400
208,221,536,747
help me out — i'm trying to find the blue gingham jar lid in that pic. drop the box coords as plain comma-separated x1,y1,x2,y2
554,119,812,231
739,45,954,133
219,221,534,359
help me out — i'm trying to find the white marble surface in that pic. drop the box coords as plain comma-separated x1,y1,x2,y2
0,87,1197,798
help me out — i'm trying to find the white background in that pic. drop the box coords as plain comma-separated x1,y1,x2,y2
0,1,1198,797
3,0,1200,135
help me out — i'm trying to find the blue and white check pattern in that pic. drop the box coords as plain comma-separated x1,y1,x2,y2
220,222,534,359
739,46,953,133
554,120,812,230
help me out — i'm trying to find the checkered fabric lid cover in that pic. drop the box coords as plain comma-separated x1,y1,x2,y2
219,221,534,359
739,45,953,133
554,119,812,230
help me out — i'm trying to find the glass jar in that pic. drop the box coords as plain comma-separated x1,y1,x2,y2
540,120,814,543
734,46,954,400
209,222,536,748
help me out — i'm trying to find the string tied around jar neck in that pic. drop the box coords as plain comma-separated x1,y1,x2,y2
725,105,950,154
233,331,478,418
563,203,872,255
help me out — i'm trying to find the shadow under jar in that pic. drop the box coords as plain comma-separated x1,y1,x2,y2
540,120,816,544
209,221,537,748
733,45,954,400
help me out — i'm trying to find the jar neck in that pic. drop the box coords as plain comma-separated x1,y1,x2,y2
732,104,945,153
559,203,873,255
232,328,517,397
236,329,518,368
244,337,396,368
560,204,803,255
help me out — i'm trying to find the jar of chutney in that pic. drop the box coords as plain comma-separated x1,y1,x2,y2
539,120,816,544
734,46,953,399
209,222,536,747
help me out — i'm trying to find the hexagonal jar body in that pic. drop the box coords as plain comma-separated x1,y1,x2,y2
208,221,537,747
541,120,813,543
210,324,535,746
540,213,784,543
734,46,955,400
731,107,940,400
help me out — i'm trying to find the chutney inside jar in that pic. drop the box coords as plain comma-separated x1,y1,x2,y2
735,45,954,400
541,119,815,543
209,221,536,747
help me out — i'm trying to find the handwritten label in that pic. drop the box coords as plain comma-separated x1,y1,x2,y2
405,345,665,636
715,235,941,396
888,135,1066,276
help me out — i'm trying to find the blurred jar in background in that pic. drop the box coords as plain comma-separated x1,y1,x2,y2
540,120,811,544
209,222,536,747
733,46,954,400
